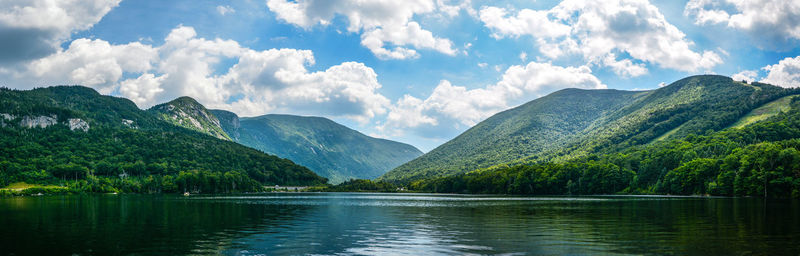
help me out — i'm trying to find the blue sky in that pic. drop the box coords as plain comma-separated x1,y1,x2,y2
1,0,799,151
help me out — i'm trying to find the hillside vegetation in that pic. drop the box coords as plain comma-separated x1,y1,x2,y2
729,95,797,128
0,86,326,194
551,76,793,159
381,89,645,183
410,96,800,198
381,75,797,184
213,111,422,184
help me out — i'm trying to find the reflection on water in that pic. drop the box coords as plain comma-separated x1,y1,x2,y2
1,193,798,255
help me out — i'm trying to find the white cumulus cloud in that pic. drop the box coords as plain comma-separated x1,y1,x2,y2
761,56,800,88
1,26,391,123
266,0,459,60
684,0,800,49
731,70,757,83
4,38,156,93
0,0,121,63
480,0,723,77
119,73,166,105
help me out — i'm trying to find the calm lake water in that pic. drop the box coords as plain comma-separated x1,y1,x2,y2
1,193,799,255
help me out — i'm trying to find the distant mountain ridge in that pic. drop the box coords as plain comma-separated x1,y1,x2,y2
143,95,422,184
380,75,798,183
212,110,423,184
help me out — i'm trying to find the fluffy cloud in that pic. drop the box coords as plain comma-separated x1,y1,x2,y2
731,70,757,83
685,0,800,49
266,0,458,59
480,7,570,39
153,27,390,121
379,62,606,138
437,0,476,18
761,56,800,88
149,26,245,106
480,0,722,77
603,54,648,77
0,0,120,63
220,55,390,121
4,38,156,93
684,0,730,25
119,73,166,105
1,26,390,122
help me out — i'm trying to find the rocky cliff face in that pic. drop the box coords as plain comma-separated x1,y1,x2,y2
68,118,90,132
20,115,58,129
208,109,240,140
148,97,231,141
0,113,15,127
1,113,89,132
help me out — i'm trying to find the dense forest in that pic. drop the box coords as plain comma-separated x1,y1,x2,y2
407,96,800,198
546,76,793,161
382,76,799,186
0,86,326,194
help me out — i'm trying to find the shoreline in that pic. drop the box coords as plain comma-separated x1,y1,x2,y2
0,189,778,199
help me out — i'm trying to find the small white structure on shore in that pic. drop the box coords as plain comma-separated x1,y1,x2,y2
272,185,308,191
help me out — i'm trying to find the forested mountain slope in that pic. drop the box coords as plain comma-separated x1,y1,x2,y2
411,95,800,198
381,75,798,184
0,86,326,193
547,75,794,161
380,88,646,183
212,110,423,184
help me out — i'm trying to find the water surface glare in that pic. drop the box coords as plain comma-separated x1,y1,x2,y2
1,193,798,255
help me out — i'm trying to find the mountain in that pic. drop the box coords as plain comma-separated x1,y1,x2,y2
408,94,800,198
381,75,797,184
0,86,327,193
148,96,231,141
380,88,645,183
211,110,423,184
549,75,793,159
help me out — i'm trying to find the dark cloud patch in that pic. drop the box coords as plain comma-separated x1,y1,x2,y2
0,26,59,64
607,9,650,35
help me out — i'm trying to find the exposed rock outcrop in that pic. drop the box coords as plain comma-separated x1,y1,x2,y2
3,113,89,132
122,119,138,129
149,97,231,140
20,115,57,128
68,118,89,132
0,113,14,127
209,110,240,140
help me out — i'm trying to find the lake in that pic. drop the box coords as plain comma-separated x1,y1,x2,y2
1,193,798,255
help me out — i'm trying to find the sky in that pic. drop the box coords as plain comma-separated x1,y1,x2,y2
1,0,799,152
